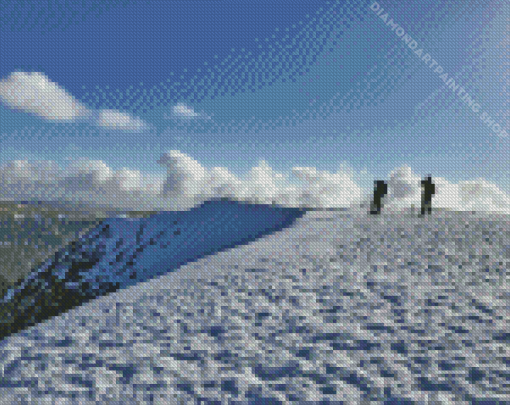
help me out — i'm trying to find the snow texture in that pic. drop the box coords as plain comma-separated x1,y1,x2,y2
0,199,306,341
0,202,508,404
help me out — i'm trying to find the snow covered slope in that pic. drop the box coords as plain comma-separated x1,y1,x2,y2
0,206,507,403
0,199,306,342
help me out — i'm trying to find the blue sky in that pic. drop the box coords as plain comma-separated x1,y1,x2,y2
0,0,508,212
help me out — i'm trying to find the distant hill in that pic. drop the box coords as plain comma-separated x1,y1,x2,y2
0,200,160,219
0,199,124,212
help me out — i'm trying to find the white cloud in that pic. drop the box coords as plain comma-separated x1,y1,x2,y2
157,150,208,198
62,159,113,190
205,166,244,200
0,153,508,214
239,160,282,204
109,168,144,191
0,71,150,132
387,165,421,200
165,103,210,120
0,159,62,185
378,165,510,214
96,110,150,132
0,72,89,122
290,165,362,208
173,103,199,118
437,178,510,213
0,158,161,210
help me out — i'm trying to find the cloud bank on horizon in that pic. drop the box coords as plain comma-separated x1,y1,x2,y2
0,151,508,214
0,72,508,214
0,72,151,132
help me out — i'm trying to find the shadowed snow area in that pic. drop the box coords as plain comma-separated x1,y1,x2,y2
0,205,508,404
0,199,306,342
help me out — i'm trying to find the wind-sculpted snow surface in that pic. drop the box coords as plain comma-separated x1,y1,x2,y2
0,207,508,404
0,199,306,342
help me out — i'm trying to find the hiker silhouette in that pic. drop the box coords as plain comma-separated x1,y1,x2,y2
370,180,388,215
420,176,435,216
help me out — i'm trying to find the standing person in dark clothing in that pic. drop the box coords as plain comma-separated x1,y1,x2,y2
370,180,388,215
420,176,435,216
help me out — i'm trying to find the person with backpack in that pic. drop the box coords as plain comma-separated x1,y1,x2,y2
370,180,388,215
420,176,436,216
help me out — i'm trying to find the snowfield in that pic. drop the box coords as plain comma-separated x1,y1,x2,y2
0,204,508,404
